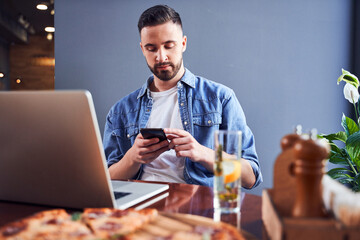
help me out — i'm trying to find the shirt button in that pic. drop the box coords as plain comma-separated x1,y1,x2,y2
208,120,212,124
180,102,184,107
184,121,188,125
127,134,130,138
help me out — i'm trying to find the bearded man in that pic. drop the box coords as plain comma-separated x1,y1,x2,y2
103,5,262,189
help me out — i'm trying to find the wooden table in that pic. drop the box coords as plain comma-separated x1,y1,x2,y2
0,182,262,239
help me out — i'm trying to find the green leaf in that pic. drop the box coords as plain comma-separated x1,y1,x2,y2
337,69,359,88
328,141,342,155
338,178,355,185
352,173,360,192
329,145,351,165
329,152,350,166
345,131,360,168
327,167,352,179
353,155,360,172
321,132,347,143
343,174,354,179
358,98,360,122
354,173,360,184
352,185,360,192
341,114,348,135
341,114,359,136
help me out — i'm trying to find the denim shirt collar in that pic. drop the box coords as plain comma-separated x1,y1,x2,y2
137,68,196,99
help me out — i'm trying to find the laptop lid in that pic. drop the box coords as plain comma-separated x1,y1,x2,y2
0,90,168,209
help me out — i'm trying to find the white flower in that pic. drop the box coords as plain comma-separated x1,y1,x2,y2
343,83,359,104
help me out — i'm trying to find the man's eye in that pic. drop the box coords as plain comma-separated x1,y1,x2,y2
165,43,175,49
146,47,156,52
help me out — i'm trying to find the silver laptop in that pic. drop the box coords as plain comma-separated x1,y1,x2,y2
0,90,169,210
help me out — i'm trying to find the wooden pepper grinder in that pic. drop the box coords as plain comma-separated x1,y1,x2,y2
272,125,302,216
281,125,302,150
292,129,330,218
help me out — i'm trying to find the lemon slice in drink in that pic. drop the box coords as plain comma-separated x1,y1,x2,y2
222,160,241,184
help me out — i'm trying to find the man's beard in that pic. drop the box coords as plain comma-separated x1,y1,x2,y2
147,58,183,81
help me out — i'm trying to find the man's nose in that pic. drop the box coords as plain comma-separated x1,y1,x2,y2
156,49,168,62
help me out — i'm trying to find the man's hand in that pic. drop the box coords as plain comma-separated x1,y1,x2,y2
164,128,215,172
127,133,170,164
108,133,169,180
163,128,256,188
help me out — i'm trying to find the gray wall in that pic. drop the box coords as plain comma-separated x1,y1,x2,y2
55,0,353,195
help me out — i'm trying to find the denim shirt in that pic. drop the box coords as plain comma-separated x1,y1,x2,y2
103,69,262,188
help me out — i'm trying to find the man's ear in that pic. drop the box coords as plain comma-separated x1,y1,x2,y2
182,35,187,53
140,42,145,56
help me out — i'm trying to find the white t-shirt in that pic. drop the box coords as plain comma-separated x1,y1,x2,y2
141,86,186,183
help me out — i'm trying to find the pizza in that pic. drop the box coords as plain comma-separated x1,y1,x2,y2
0,208,156,240
81,208,157,239
0,209,94,240
0,208,244,240
124,222,245,240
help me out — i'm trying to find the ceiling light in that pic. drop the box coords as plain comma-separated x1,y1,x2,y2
45,27,55,33
0,73,4,78
16,78,21,84
47,33,53,41
36,4,48,10
51,9,55,15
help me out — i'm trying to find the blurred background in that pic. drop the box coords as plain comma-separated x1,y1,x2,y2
1,0,359,195
0,0,54,90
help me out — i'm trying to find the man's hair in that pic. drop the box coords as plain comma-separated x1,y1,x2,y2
138,5,182,33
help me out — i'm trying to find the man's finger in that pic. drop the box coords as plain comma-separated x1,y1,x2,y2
165,134,178,140
173,144,190,152
164,128,188,137
175,149,192,158
139,137,160,147
139,140,169,154
141,146,170,163
170,136,191,145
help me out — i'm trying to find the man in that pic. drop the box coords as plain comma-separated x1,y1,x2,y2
103,5,262,188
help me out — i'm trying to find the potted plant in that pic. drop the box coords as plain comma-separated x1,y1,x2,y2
321,69,360,192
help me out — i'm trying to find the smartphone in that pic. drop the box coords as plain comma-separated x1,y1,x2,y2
140,128,167,142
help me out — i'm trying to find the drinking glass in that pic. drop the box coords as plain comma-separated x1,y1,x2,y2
213,130,242,214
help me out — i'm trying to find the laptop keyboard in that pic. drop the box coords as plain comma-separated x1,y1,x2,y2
113,191,131,199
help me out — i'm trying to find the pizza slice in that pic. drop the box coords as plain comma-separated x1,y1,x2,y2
119,215,245,240
167,224,245,240
0,209,95,240
81,208,158,239
118,224,245,240
0,208,244,240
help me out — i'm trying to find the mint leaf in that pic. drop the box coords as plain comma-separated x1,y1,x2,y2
71,212,82,221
